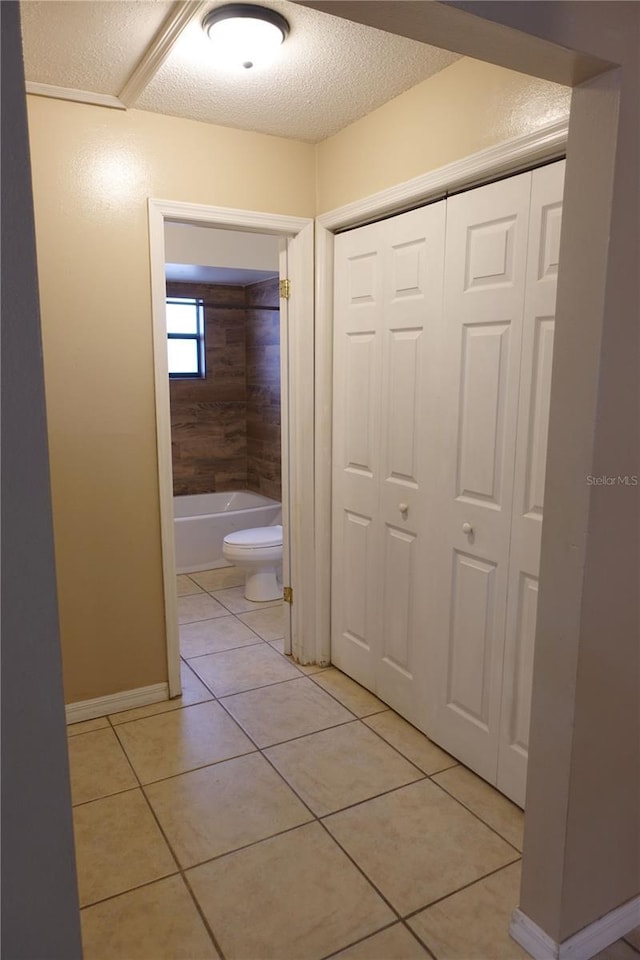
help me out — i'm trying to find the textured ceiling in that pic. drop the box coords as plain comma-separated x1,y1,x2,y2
21,1,175,95
20,0,460,142
137,1,459,141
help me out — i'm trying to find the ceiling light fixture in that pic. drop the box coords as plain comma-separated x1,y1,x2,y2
202,4,289,70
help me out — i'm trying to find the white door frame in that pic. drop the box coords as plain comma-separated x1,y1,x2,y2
314,117,569,668
148,200,314,696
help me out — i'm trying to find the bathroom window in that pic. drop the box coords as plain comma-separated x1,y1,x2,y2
166,298,205,378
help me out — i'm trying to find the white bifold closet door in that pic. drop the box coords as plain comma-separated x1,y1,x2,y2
428,162,564,806
496,161,565,804
427,170,534,784
332,161,564,807
332,202,445,730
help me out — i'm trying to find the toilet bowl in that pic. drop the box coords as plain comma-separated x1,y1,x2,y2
222,525,283,602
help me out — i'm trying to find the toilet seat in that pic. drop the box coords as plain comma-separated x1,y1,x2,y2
223,525,282,549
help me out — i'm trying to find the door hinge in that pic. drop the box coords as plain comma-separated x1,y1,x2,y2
279,278,291,300
283,586,293,604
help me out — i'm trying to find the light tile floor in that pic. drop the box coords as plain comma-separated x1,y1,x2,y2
68,566,640,960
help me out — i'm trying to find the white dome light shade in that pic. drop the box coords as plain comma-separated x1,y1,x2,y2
203,5,289,70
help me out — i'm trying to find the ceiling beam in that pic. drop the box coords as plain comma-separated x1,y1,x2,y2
298,0,609,87
118,0,209,107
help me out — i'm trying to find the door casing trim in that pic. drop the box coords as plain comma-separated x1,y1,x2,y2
148,200,314,694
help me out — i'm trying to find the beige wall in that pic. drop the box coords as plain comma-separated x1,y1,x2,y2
29,57,568,706
27,97,315,703
3,5,82,952
316,57,570,212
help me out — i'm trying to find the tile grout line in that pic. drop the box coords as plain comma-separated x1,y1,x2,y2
172,819,319,872
209,592,283,613
72,783,140,810
179,589,282,622
427,777,524,856
398,918,439,959
182,638,266,661
356,719,459,778
304,671,390,720
179,585,280,619
84,719,177,873
71,745,259,799
180,623,524,867
77,871,183,912
75,577,348,952
401,856,524,924
77,676,520,862
221,712,363,751
74,710,487,846
74,574,528,959
320,919,438,960
183,605,273,634
74,721,427,819
106,712,229,960
284,669,529,928
317,776,433,822
209,668,444,936
138,781,229,960
188,656,309,699
212,686,413,929
301,668,527,860
76,626,523,857
180,870,230,960
100,716,226,950
180,654,214,687
315,816,408,925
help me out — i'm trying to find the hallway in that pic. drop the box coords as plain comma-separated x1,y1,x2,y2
67,566,640,960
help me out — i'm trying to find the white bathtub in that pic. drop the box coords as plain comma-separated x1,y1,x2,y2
174,490,282,574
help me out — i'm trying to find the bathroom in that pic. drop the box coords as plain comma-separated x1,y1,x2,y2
165,222,285,604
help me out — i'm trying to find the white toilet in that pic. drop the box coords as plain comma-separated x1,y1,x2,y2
222,525,283,602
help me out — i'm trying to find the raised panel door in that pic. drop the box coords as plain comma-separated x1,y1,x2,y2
332,203,445,723
428,171,533,782
332,222,383,689
498,160,565,806
377,204,445,726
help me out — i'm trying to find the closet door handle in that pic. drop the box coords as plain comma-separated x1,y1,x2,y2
462,522,473,535
399,503,409,517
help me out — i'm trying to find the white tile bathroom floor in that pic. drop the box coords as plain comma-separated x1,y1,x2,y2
67,566,640,960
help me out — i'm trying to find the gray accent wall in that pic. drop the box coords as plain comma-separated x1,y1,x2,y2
1,3,82,957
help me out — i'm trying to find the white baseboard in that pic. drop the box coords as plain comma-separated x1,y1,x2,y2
66,683,169,724
511,896,640,959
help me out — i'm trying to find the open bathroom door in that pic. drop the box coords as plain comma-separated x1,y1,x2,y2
277,223,316,663
279,240,293,655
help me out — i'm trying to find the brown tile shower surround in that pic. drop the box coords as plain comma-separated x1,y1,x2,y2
167,279,281,500
246,278,281,501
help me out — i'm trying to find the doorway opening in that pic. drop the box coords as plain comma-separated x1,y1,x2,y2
148,201,315,697
165,225,287,681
